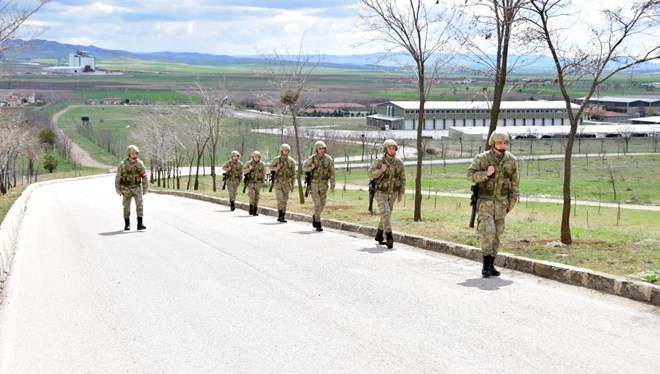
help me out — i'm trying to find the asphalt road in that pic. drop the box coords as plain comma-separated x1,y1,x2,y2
0,176,658,373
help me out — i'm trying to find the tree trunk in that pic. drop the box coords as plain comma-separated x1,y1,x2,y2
291,110,305,204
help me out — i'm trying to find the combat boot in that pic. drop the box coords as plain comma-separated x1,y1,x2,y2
137,217,146,230
281,210,287,223
315,218,323,232
249,204,254,215
277,210,284,222
482,256,492,278
252,205,259,216
489,255,501,276
124,218,130,231
230,200,235,211
385,232,394,249
375,229,385,245
312,216,317,228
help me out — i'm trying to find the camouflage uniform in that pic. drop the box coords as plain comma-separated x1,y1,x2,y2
368,139,406,248
115,145,148,230
467,131,519,277
302,141,336,231
243,151,266,216
222,151,243,211
270,144,296,223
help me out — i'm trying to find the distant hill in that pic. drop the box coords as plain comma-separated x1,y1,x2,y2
2,39,659,75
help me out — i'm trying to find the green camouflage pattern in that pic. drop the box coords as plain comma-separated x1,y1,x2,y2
270,155,296,210
223,159,244,201
368,155,405,234
115,157,148,219
303,153,336,220
243,159,266,205
467,149,520,256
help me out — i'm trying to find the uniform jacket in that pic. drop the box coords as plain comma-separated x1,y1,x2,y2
302,153,336,189
269,155,296,188
243,159,266,185
115,158,148,193
222,159,244,181
467,149,519,209
368,155,406,198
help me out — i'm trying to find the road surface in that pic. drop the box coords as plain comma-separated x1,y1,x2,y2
0,176,658,373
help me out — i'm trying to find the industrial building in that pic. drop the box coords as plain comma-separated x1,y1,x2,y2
575,96,660,117
367,100,581,131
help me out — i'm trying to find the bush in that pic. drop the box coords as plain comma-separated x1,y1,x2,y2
43,154,58,173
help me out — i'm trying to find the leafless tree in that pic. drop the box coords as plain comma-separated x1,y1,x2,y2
527,0,660,244
134,106,181,188
450,0,534,148
262,41,321,203
195,80,230,192
0,0,50,53
358,0,456,221
617,124,635,154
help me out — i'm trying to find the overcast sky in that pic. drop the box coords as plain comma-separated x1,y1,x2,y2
27,0,370,56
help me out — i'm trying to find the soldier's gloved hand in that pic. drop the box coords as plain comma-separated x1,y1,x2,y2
116,190,122,196
381,164,387,172
227,166,231,171
311,163,316,170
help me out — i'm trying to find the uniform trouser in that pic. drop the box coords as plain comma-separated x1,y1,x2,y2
375,191,397,232
310,181,328,220
120,185,144,219
477,198,508,256
274,184,291,211
227,180,240,201
247,183,261,205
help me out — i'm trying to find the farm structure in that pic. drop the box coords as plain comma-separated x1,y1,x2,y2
367,100,582,131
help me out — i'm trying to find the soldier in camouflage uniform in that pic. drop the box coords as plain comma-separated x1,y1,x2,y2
302,141,336,232
467,131,519,278
368,139,406,249
222,150,243,211
243,150,267,216
115,145,148,231
270,144,297,223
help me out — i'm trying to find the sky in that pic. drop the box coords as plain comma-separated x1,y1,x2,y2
22,0,660,58
26,0,373,56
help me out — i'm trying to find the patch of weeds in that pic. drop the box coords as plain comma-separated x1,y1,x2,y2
641,274,658,283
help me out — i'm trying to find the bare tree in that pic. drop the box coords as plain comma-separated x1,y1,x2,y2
195,80,230,192
451,0,533,148
527,0,660,244
358,0,455,221
262,42,321,204
0,0,50,52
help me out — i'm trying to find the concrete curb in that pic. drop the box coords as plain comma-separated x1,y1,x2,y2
155,189,660,307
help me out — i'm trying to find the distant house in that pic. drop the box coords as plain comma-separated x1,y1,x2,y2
575,96,660,116
5,91,37,106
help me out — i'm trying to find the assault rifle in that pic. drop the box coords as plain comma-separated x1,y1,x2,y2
469,184,478,228
268,170,276,192
242,172,249,193
368,179,376,215
304,171,312,197
221,172,227,190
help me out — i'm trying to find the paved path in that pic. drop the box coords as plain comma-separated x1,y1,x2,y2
0,176,658,373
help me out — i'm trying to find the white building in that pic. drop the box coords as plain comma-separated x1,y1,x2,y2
68,50,96,72
367,100,582,131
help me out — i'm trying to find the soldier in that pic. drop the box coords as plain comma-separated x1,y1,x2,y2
467,131,519,278
222,150,243,211
368,139,406,249
269,144,296,223
302,140,336,231
243,150,267,216
115,144,148,231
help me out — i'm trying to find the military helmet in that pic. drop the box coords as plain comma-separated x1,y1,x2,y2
488,131,510,146
126,144,140,156
251,150,261,158
314,141,327,151
280,143,291,152
231,150,241,158
383,139,398,151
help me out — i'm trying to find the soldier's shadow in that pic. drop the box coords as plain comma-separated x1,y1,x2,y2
99,230,143,236
358,246,395,254
457,277,513,291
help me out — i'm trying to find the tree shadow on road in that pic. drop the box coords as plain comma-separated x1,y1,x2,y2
457,277,514,291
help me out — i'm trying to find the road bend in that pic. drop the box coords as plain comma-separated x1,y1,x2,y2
0,175,658,373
